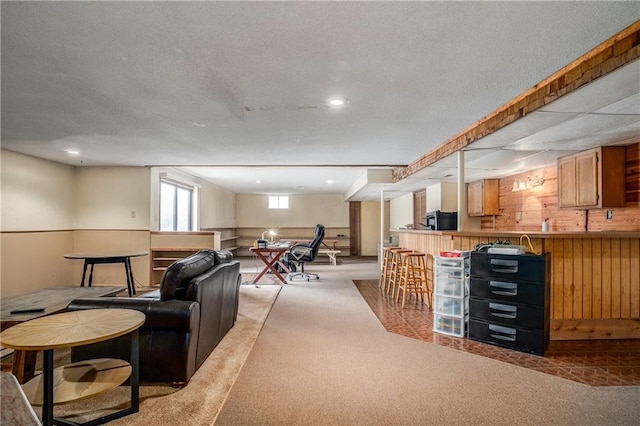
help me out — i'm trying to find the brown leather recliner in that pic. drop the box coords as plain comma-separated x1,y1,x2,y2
67,249,241,386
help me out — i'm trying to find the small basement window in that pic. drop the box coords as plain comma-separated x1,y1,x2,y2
268,195,289,209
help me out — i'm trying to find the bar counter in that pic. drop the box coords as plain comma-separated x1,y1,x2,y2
392,228,640,340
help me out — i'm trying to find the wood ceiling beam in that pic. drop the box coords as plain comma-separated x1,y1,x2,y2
393,20,640,183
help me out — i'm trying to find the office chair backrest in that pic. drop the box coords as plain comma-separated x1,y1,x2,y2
309,224,325,260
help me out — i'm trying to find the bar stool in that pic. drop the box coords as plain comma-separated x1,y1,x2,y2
387,248,413,298
425,253,435,306
396,251,430,309
378,246,400,292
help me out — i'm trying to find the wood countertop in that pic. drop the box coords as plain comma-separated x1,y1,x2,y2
391,229,640,238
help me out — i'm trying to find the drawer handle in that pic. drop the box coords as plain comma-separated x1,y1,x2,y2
490,259,518,273
489,303,517,319
489,281,517,296
488,324,516,341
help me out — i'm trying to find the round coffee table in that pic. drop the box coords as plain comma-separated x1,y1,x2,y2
0,308,145,426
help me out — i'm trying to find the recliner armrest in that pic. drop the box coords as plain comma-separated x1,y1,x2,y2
67,297,199,331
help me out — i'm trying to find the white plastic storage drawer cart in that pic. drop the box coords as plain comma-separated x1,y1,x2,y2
433,254,470,337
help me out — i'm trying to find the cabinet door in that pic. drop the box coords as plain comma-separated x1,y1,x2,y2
468,179,499,216
576,151,599,207
558,156,577,208
467,181,483,216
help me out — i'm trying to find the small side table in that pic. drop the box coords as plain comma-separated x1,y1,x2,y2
0,309,145,426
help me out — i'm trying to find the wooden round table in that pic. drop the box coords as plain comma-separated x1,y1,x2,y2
0,308,145,426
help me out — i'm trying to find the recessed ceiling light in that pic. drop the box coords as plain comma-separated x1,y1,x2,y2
327,97,348,107
326,179,336,184
256,180,261,184
65,150,80,155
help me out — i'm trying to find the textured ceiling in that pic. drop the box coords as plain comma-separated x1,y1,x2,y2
1,2,639,200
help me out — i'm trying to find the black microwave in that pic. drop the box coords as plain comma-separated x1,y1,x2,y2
424,211,458,230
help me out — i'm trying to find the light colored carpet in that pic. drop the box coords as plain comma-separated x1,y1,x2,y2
216,260,640,425
49,284,281,425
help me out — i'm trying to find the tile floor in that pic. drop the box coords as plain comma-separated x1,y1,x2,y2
354,279,640,387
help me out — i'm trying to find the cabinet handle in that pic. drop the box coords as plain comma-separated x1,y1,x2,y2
490,259,519,273
488,324,516,341
489,280,518,296
489,303,517,319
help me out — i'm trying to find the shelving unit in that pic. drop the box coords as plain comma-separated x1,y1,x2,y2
202,228,239,252
235,227,350,256
149,232,218,287
150,248,203,286
433,254,469,337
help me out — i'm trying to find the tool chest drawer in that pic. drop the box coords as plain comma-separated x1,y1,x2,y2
469,277,545,306
470,252,549,283
468,319,547,355
469,297,545,330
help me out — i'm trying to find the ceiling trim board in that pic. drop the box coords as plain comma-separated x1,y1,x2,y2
392,20,640,183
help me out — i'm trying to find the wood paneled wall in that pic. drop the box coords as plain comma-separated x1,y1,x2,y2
483,142,640,232
397,230,640,339
545,237,640,321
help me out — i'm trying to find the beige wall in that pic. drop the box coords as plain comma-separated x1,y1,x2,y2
0,231,75,297
360,201,390,256
200,180,237,230
1,151,77,295
426,182,457,212
390,193,413,229
1,150,75,231
1,156,242,296
236,194,349,228
74,167,150,230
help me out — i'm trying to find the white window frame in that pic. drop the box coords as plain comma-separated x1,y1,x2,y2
268,195,289,209
159,177,199,231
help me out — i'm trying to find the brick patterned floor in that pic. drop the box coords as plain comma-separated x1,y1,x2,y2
354,279,640,387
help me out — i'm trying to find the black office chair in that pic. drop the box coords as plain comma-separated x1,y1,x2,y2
283,224,325,281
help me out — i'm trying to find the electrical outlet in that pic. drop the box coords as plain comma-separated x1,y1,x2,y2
606,210,613,220
131,211,136,218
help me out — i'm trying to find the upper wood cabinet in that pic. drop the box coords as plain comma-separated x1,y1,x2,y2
557,146,626,209
467,179,499,216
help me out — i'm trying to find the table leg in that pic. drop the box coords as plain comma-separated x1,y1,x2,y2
11,349,37,384
50,330,141,425
252,252,272,283
42,349,54,426
252,252,289,284
124,258,136,297
80,261,89,287
130,329,139,411
253,252,289,284
87,262,95,287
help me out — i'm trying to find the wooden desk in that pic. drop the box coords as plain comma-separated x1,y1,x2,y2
0,309,145,426
249,245,291,284
64,251,148,297
1,286,125,384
